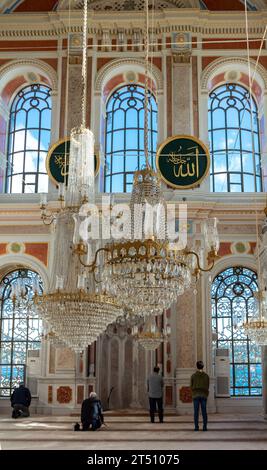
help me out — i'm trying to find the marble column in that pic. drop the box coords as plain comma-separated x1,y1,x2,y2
175,289,197,413
172,55,192,136
130,341,142,408
67,60,83,133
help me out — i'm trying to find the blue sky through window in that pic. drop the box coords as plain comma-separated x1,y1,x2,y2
105,84,157,193
6,84,52,194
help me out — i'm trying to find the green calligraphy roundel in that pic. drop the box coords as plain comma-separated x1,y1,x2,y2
46,138,100,186
156,135,210,189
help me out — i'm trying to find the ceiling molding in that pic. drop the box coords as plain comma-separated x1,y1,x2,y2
0,10,266,39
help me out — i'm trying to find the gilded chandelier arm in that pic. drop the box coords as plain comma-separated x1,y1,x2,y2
185,249,219,273
74,244,110,271
41,210,56,226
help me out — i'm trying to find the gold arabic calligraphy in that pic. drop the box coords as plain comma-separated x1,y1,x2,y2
54,153,69,177
168,146,199,179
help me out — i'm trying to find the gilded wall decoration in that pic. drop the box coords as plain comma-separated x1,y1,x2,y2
57,386,72,404
179,386,192,403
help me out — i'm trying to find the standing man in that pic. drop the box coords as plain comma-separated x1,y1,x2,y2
10,383,31,418
147,366,164,423
190,361,209,431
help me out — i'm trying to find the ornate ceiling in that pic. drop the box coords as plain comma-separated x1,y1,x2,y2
0,0,266,13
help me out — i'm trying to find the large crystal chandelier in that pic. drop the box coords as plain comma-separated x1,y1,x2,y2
132,315,171,351
34,0,123,351
74,0,220,317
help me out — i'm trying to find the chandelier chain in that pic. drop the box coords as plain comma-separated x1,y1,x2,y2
81,0,88,128
144,0,150,169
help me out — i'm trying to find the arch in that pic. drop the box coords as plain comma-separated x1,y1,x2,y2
211,254,257,278
95,58,163,93
0,59,58,98
201,57,267,96
0,254,49,291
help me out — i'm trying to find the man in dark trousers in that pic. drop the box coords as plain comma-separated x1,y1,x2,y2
81,392,104,431
190,361,209,431
147,366,164,423
10,383,31,418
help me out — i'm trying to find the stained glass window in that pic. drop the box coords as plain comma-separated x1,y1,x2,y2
104,84,158,193
0,269,43,397
6,84,52,194
211,266,262,396
209,83,262,192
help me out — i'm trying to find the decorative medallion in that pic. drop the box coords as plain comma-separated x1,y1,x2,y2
6,242,25,254
179,386,192,403
46,138,100,186
56,386,72,404
156,135,210,189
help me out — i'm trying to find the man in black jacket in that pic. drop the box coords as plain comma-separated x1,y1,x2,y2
11,383,31,418
81,392,104,431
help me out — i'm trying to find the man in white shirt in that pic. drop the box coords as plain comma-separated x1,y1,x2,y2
147,366,164,423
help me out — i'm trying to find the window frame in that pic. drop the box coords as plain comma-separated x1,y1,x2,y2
0,269,43,397
5,83,52,194
211,266,262,397
104,83,158,193
209,83,262,193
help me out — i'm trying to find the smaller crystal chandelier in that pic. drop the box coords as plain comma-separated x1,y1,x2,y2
132,315,171,351
11,274,42,314
243,289,267,345
242,202,267,346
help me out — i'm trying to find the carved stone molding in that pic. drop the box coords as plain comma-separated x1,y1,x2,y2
0,59,58,92
95,57,163,92
201,57,267,93
172,51,192,64
0,12,266,39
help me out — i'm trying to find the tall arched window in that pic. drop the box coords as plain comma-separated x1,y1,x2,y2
211,266,262,396
0,269,43,397
104,84,158,193
6,84,52,194
209,83,262,192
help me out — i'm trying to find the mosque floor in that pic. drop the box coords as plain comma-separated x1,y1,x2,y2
0,412,267,450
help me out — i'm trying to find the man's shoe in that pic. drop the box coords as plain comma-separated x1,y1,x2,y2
194,428,199,431
203,427,207,431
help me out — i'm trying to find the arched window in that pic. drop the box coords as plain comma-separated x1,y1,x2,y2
209,83,262,192
0,269,43,397
211,266,262,396
104,84,158,193
6,84,52,194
